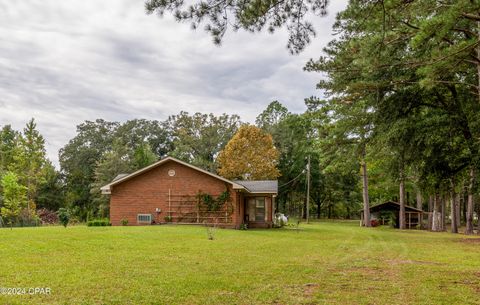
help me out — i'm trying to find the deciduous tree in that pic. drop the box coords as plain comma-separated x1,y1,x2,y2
0,172,27,228
167,112,241,172
217,125,280,180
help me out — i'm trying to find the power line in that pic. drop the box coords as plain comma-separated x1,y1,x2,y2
278,170,305,189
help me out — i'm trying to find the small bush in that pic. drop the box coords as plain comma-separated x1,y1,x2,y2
164,215,172,222
57,208,70,228
240,223,248,230
87,219,112,227
371,219,379,227
120,218,129,226
204,220,217,240
37,208,59,225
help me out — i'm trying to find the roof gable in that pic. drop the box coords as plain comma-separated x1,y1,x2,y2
100,156,246,194
369,201,423,213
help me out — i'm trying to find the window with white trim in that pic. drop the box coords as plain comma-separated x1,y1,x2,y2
137,214,152,224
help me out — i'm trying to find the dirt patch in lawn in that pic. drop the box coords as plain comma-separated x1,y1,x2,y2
457,238,480,244
302,283,319,297
386,259,444,265
279,283,320,305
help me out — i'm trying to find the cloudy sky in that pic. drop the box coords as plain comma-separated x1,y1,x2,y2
0,0,348,166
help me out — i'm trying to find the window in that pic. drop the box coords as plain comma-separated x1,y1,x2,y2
255,197,265,221
137,214,152,224
247,197,266,222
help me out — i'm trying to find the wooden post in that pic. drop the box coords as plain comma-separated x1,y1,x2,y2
197,197,200,223
306,155,311,224
169,189,171,217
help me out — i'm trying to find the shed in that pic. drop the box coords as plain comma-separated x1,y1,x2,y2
360,201,423,229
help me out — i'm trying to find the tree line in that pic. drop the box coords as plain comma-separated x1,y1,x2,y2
0,104,378,226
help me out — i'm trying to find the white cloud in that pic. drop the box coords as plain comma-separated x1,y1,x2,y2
0,0,348,166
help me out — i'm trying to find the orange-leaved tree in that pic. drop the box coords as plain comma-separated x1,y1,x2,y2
217,125,280,180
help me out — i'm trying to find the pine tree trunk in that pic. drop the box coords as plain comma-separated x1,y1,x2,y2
399,177,406,230
477,200,480,235
451,179,458,233
416,191,422,211
441,196,446,231
477,200,480,234
428,195,433,230
361,160,371,227
456,192,461,228
466,167,475,235
432,193,439,231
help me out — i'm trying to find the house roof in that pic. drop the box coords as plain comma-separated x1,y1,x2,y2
112,174,129,182
100,156,247,194
367,201,423,213
233,180,278,194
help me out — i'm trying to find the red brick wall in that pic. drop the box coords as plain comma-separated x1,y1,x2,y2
109,160,240,227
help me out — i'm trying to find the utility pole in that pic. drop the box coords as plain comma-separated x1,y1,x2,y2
306,155,311,224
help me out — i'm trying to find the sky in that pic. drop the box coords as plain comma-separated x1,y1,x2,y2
0,0,348,166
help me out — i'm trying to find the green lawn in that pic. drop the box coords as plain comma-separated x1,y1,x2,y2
0,221,479,305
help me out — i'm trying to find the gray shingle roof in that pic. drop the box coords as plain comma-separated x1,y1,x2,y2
233,180,278,193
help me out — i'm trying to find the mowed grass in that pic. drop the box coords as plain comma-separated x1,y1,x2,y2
0,222,479,305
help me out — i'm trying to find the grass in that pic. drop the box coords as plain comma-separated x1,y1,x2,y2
0,221,479,305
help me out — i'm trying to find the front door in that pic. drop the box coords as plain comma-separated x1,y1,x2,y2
247,197,265,223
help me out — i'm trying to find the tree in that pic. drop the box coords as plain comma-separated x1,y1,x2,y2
133,142,158,169
0,172,27,228
255,101,290,132
90,142,135,217
217,125,280,180
114,119,172,158
60,119,119,219
36,162,65,211
303,96,374,227
167,112,241,172
0,125,18,173
145,0,328,53
12,119,48,212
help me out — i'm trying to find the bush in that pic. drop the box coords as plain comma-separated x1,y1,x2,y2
87,219,112,227
379,211,396,228
371,219,379,227
204,222,217,240
240,223,248,230
164,215,172,222
57,208,70,228
37,208,59,225
120,218,129,226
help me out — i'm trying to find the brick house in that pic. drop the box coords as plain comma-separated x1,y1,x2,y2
101,156,278,228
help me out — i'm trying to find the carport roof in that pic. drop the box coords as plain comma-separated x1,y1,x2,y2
234,180,278,194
